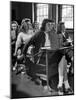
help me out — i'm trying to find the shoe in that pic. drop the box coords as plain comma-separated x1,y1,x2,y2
31,77,41,85
44,86,54,92
57,86,64,95
64,87,73,95
34,78,42,85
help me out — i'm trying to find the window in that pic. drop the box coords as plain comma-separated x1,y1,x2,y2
36,4,48,28
62,5,74,29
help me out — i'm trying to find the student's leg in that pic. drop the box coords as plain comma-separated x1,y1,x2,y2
58,56,64,88
57,55,65,95
63,56,73,94
63,57,70,88
25,57,43,84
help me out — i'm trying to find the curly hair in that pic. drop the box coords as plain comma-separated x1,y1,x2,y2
21,18,31,25
19,18,31,33
11,21,19,37
11,21,18,27
40,19,54,31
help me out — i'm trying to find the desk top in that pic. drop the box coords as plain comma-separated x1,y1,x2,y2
41,46,73,51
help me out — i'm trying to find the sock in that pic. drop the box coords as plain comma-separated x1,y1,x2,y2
64,80,70,89
58,76,63,87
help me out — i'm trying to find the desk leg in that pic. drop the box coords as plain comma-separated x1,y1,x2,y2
46,50,49,91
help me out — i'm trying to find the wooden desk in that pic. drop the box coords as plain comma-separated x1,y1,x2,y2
40,46,73,91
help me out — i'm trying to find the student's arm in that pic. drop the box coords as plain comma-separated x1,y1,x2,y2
63,32,72,46
14,33,22,56
22,32,39,56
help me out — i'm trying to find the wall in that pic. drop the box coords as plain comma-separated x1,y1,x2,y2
49,4,61,24
11,1,32,25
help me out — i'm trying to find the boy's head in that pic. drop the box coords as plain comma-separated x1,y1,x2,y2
41,19,55,32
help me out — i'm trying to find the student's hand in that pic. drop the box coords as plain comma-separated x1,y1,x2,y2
62,42,70,46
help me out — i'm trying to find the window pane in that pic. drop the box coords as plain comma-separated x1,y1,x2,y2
62,8,67,17
65,21,73,28
37,9,39,16
36,4,48,27
66,7,72,17
62,5,73,29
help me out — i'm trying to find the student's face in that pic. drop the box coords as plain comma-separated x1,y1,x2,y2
23,22,29,32
34,22,39,29
27,21,33,30
61,24,65,32
45,22,55,32
11,23,17,30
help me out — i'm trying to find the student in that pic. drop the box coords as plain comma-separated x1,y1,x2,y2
13,18,34,71
14,18,34,56
57,22,74,75
11,21,19,67
22,19,73,95
32,21,39,33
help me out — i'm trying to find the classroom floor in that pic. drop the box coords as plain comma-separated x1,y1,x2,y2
11,70,74,99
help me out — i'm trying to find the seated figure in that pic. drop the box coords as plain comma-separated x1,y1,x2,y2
57,22,74,74
22,19,73,95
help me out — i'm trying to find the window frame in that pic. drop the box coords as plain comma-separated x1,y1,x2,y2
61,5,74,30
36,3,49,28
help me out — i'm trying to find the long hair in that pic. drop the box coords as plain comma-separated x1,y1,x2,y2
19,18,31,33
40,19,54,31
11,21,19,30
11,21,19,38
21,18,31,25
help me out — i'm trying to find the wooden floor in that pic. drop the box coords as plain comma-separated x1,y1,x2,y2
11,71,74,99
